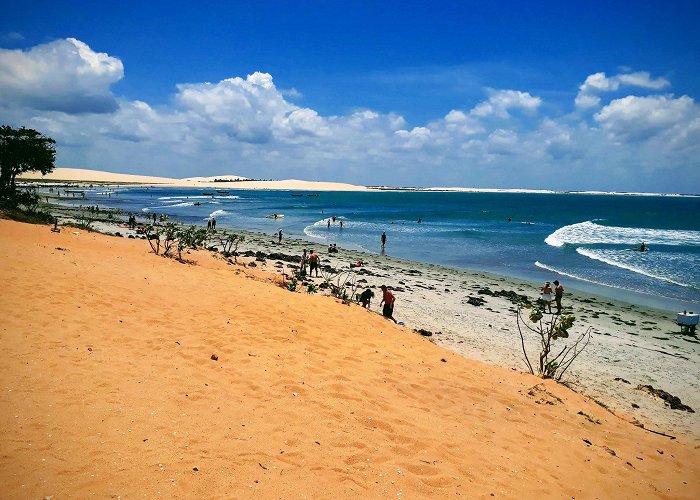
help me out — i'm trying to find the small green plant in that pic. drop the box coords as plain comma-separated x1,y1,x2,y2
176,225,208,260
287,278,298,292
307,283,318,293
144,220,207,262
210,230,245,260
516,305,591,381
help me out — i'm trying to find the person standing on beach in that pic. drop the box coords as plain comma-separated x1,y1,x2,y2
381,231,387,248
540,281,553,313
212,218,216,230
278,230,283,244
379,285,397,323
301,249,308,275
309,250,320,277
553,280,564,314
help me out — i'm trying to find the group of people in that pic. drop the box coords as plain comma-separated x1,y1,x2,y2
540,280,564,314
207,217,217,230
358,285,396,323
300,248,321,277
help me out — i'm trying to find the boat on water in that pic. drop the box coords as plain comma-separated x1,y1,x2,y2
203,192,214,196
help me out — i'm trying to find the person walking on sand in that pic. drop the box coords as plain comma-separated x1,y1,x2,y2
540,281,553,313
553,280,564,314
379,285,397,323
301,249,308,275
381,231,387,248
358,288,374,309
308,250,320,277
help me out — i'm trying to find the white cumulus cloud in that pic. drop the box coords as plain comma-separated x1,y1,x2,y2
0,38,123,113
471,89,541,118
575,71,670,108
594,94,697,142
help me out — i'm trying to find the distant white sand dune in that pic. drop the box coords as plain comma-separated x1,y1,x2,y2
20,167,369,191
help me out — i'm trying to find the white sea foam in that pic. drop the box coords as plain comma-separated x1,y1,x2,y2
209,209,228,218
166,202,195,207
215,195,240,200
545,220,700,247
158,195,217,200
534,261,620,289
576,248,691,287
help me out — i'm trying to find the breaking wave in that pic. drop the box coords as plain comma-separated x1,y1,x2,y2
545,221,700,248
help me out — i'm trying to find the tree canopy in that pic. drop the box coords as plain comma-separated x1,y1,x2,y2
0,125,56,197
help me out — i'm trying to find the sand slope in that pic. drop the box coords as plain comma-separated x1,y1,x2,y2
1,220,698,498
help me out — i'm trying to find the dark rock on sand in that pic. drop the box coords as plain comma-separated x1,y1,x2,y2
467,296,486,307
636,385,694,412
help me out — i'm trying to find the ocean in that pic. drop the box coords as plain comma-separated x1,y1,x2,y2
58,187,700,311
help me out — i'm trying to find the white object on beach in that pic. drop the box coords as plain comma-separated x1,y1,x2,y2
677,312,699,326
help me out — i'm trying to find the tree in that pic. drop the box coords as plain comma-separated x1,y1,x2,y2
0,126,56,199
516,305,592,381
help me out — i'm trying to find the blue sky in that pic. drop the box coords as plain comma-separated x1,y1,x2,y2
1,1,699,192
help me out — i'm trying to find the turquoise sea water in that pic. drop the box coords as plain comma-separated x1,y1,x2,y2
59,187,700,311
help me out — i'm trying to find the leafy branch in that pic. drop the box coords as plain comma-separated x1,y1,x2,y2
516,305,592,381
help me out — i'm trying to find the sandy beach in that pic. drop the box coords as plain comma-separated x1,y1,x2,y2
1,217,699,498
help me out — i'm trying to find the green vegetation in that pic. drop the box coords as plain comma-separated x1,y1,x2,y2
1,126,55,202
516,305,592,381
0,125,56,221
144,216,244,263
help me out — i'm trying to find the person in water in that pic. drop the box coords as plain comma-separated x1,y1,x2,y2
640,242,647,252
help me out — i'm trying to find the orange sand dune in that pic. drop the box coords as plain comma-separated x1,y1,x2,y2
1,219,698,498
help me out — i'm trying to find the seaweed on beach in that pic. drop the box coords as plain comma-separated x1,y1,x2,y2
478,288,531,306
636,385,695,413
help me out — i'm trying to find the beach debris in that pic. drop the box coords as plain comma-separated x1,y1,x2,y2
440,358,447,362
192,467,199,472
414,328,434,337
577,410,601,424
635,385,694,412
614,377,631,384
582,438,592,446
526,384,563,405
466,296,486,307
210,354,218,361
